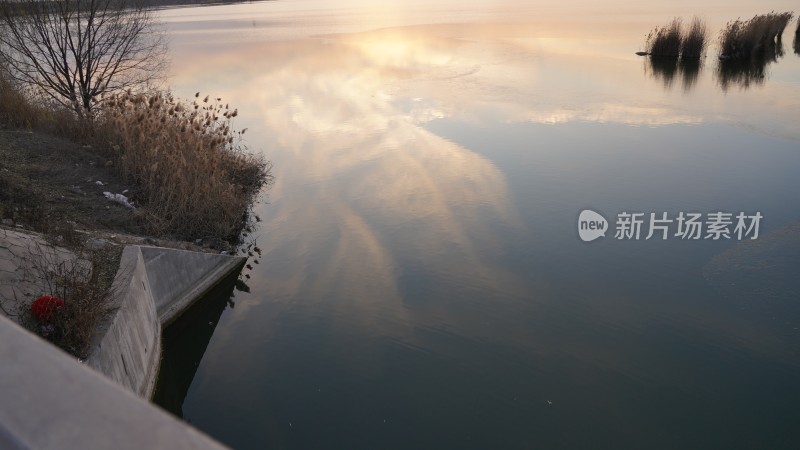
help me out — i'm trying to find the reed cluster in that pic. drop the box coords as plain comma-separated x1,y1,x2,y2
0,72,271,241
680,17,709,59
719,12,794,60
646,18,683,57
98,92,271,241
795,16,800,54
646,17,707,59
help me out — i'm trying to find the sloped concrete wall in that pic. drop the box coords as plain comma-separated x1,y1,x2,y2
140,246,246,325
85,245,245,399
85,246,162,398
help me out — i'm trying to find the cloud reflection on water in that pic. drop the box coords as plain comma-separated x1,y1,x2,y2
154,11,800,447
159,14,800,342
181,28,533,341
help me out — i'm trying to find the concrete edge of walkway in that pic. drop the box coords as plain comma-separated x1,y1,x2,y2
0,314,228,450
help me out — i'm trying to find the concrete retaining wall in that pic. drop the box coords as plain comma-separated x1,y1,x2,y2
85,246,162,398
85,245,245,399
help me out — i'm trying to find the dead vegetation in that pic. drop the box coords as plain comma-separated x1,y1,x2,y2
1,68,271,244
2,65,270,359
719,12,793,60
681,17,708,59
14,239,122,360
98,91,272,241
646,18,683,57
641,12,794,90
715,12,793,90
644,17,708,60
642,13,795,61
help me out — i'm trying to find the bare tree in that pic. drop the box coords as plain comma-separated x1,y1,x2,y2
0,0,166,115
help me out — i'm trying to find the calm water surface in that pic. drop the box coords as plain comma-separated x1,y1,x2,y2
155,1,800,448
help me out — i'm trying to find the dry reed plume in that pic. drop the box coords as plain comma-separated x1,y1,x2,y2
646,18,683,57
680,17,708,59
98,92,271,241
719,12,794,60
795,16,800,55
644,17,708,60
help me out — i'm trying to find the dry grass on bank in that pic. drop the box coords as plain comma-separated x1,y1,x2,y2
1,69,272,243
0,68,45,129
719,12,794,60
0,69,109,140
97,92,271,241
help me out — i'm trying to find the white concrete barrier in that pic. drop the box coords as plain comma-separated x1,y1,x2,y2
0,314,228,450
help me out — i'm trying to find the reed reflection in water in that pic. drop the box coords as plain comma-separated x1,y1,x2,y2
794,28,800,55
646,41,791,92
717,40,786,90
645,56,701,91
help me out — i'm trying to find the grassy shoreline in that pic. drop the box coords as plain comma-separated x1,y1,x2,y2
1,72,271,247
1,68,270,357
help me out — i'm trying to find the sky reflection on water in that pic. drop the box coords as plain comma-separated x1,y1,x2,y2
155,2,800,448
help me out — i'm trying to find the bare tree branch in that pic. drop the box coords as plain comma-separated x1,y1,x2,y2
0,0,167,115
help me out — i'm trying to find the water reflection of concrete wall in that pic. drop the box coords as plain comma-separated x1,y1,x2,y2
153,273,239,418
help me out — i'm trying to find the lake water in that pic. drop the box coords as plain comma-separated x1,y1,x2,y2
154,1,800,448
